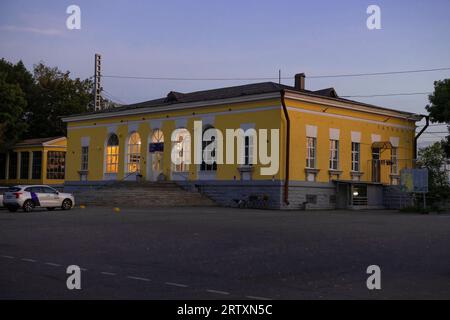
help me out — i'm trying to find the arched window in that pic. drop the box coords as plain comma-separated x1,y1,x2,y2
172,128,190,172
152,129,164,143
106,134,119,174
201,125,217,171
126,132,141,173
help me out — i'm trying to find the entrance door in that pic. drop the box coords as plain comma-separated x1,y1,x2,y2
372,148,381,182
147,129,164,181
150,152,163,181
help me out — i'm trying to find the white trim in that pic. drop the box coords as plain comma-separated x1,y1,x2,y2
149,119,162,130
81,137,90,147
288,107,414,130
284,91,421,121
371,134,381,143
329,128,340,140
67,106,279,131
63,93,281,122
351,131,361,143
128,123,138,133
306,125,318,138
390,137,400,147
175,118,188,128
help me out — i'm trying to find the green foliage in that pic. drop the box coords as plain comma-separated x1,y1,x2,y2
417,142,450,203
0,72,28,152
0,58,94,150
426,79,450,157
26,63,94,138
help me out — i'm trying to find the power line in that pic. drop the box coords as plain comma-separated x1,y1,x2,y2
99,66,450,82
342,92,431,98
308,67,450,79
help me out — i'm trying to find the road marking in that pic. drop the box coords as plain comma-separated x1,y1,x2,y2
1,255,15,259
100,272,117,276
21,258,37,263
246,295,272,300
127,276,151,282
206,289,230,295
45,262,62,267
165,282,188,288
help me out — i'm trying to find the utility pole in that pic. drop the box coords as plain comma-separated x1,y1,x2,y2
94,53,102,111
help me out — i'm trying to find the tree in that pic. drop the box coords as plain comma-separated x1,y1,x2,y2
25,63,94,138
417,142,450,202
0,73,28,152
426,79,450,156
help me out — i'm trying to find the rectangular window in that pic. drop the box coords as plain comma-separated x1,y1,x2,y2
8,152,17,179
329,140,339,170
0,153,6,179
81,146,89,171
20,152,29,179
32,151,42,179
46,151,66,180
391,147,398,174
306,137,316,169
351,142,360,172
244,135,255,166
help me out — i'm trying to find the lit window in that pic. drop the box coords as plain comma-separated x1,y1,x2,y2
351,142,360,172
306,137,316,169
106,134,119,174
46,151,66,180
329,140,339,170
126,132,141,173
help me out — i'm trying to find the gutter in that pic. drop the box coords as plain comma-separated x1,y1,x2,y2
280,90,290,205
414,115,429,163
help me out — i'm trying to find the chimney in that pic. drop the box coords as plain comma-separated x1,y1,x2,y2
294,73,305,91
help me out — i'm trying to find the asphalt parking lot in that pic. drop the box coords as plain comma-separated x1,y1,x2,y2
0,206,449,299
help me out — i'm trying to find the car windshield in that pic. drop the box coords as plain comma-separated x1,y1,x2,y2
7,187,21,192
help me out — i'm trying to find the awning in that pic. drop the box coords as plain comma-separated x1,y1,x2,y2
371,141,393,149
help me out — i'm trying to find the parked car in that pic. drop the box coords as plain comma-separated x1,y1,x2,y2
3,185,75,213
0,186,9,207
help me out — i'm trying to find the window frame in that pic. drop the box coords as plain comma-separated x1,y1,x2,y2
126,132,142,174
351,142,360,172
306,137,317,169
46,151,66,180
105,134,120,174
329,139,339,170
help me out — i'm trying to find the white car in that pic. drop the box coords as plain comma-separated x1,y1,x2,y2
0,186,9,207
3,185,75,213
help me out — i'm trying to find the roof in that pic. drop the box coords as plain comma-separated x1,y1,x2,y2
14,136,66,147
63,81,423,121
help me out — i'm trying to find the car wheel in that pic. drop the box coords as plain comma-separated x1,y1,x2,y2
47,207,55,211
61,199,72,210
23,200,34,213
7,206,18,213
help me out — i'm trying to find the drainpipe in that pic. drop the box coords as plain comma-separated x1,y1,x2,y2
414,115,429,166
280,90,290,205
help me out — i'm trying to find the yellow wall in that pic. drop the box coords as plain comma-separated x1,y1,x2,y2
66,99,282,182
65,96,417,185
284,98,416,184
0,140,67,186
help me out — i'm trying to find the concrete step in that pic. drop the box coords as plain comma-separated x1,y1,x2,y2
72,181,216,207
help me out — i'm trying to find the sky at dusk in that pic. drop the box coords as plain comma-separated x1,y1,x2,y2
1,0,450,143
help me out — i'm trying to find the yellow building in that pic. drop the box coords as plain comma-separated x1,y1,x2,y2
0,137,67,186
62,74,423,209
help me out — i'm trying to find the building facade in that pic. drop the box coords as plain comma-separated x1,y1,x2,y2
0,137,67,186
62,75,422,209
